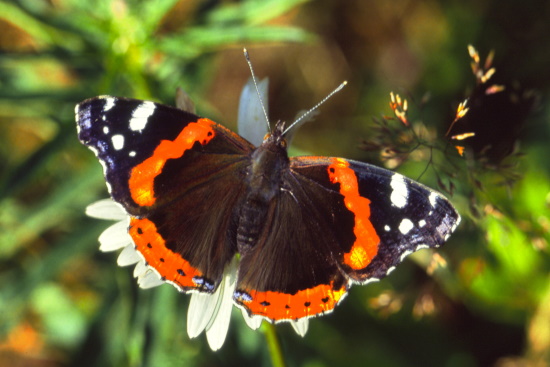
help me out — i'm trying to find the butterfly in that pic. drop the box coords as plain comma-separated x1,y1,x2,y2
76,56,459,331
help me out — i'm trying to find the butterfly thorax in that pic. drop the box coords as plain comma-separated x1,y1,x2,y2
236,124,289,254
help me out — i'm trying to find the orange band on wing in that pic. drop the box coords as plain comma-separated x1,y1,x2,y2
129,119,216,206
129,217,203,290
328,158,380,270
236,281,347,321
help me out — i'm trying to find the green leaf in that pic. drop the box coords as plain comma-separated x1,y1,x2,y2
159,25,313,58
209,0,310,25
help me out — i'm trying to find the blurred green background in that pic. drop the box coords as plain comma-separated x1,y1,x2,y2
0,0,549,366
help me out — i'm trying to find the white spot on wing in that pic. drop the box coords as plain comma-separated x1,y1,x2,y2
419,219,426,228
130,101,156,132
390,174,408,208
103,97,116,112
103,126,109,134
429,192,439,208
384,225,391,232
452,215,461,231
111,134,125,150
129,151,136,157
399,218,414,234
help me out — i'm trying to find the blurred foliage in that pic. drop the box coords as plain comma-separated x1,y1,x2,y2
0,0,549,366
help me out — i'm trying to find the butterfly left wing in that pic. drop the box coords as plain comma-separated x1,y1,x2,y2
77,96,256,294
234,156,460,322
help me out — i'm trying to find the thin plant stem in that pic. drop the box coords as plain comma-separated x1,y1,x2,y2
262,322,286,367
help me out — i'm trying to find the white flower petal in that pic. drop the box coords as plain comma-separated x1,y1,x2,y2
186,257,239,350
98,220,132,252
86,199,126,220
133,260,148,278
137,270,165,289
117,244,141,266
291,318,309,337
240,308,263,330
238,77,269,146
187,291,222,339
206,257,238,351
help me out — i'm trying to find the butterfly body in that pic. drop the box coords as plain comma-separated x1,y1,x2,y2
237,122,289,253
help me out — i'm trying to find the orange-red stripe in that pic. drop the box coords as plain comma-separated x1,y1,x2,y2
328,158,379,270
129,119,216,206
238,281,347,321
129,217,203,290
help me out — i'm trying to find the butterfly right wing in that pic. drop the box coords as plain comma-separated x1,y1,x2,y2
234,156,460,322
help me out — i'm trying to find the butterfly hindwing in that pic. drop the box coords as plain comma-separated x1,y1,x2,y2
234,168,350,321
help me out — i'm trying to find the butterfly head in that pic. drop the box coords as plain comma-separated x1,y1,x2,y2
261,120,288,152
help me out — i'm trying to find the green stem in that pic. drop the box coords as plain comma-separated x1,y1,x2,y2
262,323,286,367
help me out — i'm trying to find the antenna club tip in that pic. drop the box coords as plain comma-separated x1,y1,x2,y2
335,80,348,92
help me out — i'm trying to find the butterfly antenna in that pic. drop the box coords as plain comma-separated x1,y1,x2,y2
283,80,348,135
243,48,271,131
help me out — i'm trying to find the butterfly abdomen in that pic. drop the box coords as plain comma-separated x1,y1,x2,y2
237,135,290,253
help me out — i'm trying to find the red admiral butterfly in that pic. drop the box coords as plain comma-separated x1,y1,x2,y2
76,55,459,348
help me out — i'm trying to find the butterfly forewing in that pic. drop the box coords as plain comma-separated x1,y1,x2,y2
289,157,460,283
